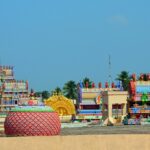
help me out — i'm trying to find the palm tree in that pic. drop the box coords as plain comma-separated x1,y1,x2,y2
83,77,93,88
54,87,62,95
116,71,130,91
63,80,77,99
41,91,50,99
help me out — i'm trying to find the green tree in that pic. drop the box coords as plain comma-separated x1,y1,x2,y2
34,92,42,97
50,87,62,95
55,87,62,93
41,91,50,99
116,71,130,91
83,77,93,88
63,80,77,99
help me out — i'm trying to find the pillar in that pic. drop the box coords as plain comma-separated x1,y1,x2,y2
108,102,112,119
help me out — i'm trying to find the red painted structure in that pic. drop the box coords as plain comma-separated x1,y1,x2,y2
4,112,61,136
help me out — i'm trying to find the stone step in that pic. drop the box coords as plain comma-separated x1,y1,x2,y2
0,128,4,131
0,119,5,122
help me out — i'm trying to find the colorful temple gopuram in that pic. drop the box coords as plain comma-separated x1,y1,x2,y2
76,82,103,121
0,66,29,111
76,81,126,123
126,73,150,125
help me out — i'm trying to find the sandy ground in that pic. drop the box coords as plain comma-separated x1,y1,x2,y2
61,125,150,135
1,124,150,136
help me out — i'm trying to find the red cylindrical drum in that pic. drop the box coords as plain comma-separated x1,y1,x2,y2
4,106,61,136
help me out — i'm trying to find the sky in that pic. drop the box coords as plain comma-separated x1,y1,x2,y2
0,0,150,91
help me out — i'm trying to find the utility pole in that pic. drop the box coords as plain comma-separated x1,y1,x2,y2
108,55,112,87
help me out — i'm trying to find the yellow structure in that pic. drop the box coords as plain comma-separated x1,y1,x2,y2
45,93,75,116
102,91,128,125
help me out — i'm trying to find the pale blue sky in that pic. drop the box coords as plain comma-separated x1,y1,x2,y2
0,0,150,91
